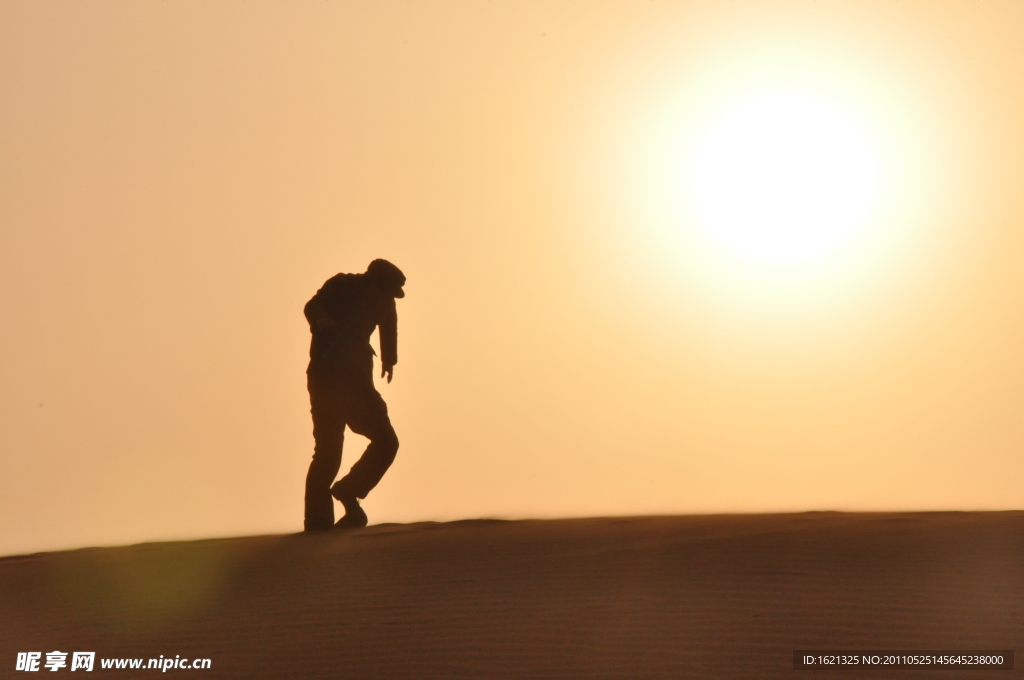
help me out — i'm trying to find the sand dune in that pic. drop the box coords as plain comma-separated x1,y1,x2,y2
2,512,1020,678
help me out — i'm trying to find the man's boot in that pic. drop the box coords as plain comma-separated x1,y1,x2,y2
331,479,368,529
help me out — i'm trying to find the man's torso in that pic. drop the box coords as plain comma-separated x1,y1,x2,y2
306,273,394,374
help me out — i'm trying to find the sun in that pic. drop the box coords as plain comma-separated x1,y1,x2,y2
684,93,882,269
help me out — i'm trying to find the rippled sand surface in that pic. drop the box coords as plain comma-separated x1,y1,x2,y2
2,512,1021,679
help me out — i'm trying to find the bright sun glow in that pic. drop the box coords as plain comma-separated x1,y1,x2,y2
685,93,882,268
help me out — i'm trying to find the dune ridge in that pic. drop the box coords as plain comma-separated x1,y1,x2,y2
2,512,1021,679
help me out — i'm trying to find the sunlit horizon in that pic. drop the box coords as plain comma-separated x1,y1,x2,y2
1,1,1021,557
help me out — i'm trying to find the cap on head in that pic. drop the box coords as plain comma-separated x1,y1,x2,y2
365,259,406,298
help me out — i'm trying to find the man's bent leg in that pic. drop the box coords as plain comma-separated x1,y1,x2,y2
338,390,399,500
304,372,346,531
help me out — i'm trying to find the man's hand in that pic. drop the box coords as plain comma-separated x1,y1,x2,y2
381,365,394,383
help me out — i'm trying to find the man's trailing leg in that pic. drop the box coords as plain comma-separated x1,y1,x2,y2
331,479,368,529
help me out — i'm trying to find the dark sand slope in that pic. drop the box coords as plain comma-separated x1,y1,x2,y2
2,513,1021,679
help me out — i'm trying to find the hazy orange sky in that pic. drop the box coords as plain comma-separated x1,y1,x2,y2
2,1,1022,556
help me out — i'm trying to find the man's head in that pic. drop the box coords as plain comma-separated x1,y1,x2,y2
365,259,406,298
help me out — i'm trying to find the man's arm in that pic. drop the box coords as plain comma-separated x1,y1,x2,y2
304,275,343,331
304,297,329,330
379,297,397,382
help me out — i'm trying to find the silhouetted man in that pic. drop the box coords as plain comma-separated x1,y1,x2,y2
303,259,405,531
